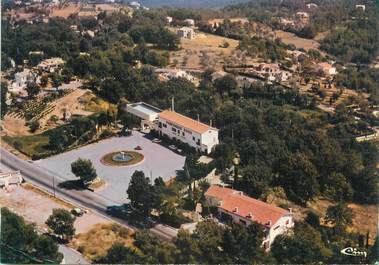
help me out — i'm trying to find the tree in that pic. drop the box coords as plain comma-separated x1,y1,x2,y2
222,222,268,263
97,111,108,129
26,82,40,98
96,242,142,263
127,171,155,217
271,222,332,263
1,82,8,118
1,207,63,264
71,158,98,185
46,209,76,241
325,203,354,232
40,75,49,87
174,229,200,263
49,128,69,151
214,74,238,97
278,152,320,206
28,120,40,133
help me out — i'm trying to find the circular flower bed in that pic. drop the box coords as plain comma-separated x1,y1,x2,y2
101,151,144,167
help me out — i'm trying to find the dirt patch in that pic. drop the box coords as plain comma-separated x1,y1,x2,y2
169,30,240,71
0,184,110,234
50,4,81,18
69,223,134,261
2,115,30,137
274,30,325,53
39,88,93,130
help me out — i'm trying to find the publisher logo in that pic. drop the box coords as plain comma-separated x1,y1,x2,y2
341,247,367,257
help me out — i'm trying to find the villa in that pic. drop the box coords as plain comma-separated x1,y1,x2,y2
177,27,195,39
205,185,294,250
37,57,65,73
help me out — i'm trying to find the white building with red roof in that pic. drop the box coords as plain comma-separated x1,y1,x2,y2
156,110,219,154
205,185,294,250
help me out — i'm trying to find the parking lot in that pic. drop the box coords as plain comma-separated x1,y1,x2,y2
35,132,186,204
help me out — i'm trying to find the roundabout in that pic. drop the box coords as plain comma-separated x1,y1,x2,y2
100,150,144,167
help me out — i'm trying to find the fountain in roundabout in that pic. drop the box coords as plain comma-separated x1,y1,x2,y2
101,150,144,166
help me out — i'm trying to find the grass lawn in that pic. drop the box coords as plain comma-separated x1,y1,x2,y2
3,134,50,158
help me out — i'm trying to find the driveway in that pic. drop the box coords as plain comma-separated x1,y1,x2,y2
35,132,186,204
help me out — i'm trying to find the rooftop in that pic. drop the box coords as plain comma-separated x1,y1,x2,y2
159,110,217,134
205,186,289,227
127,102,162,116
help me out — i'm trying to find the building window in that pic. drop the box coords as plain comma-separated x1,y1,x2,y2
172,128,176,133
158,122,162,128
192,136,195,141
196,139,200,146
182,132,185,136
163,123,167,128
273,225,280,230
240,219,246,225
285,220,289,225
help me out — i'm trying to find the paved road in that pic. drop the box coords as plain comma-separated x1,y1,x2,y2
0,148,178,241
59,245,89,264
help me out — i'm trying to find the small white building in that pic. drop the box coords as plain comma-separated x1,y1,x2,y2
0,171,23,187
156,110,219,154
156,69,195,82
177,27,195,39
317,62,337,76
184,19,195,27
306,3,318,9
205,186,294,250
355,4,366,11
37,57,65,73
129,1,141,9
166,16,173,24
11,69,36,94
126,102,162,130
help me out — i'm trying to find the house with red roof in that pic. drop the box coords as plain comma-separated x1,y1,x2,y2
205,185,294,250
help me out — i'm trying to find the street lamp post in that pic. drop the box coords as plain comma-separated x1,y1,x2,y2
52,175,55,197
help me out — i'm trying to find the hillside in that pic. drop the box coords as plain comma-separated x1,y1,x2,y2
140,0,250,8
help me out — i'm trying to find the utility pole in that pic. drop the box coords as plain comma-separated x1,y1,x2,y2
52,176,55,197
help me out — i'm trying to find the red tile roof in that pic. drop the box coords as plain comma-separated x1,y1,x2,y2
205,186,289,227
159,110,218,134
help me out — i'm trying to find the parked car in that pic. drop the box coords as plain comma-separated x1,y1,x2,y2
168,145,177,151
152,138,162,143
134,145,142,150
71,208,84,217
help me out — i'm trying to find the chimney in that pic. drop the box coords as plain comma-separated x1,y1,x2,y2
247,212,253,219
197,114,200,122
289,208,292,213
233,207,238,213
171,97,175,112
267,220,272,226
210,119,212,127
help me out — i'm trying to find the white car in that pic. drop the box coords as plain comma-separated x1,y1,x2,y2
168,145,177,150
152,138,162,143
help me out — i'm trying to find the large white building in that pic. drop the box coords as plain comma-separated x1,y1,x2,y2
156,110,219,154
205,186,294,250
